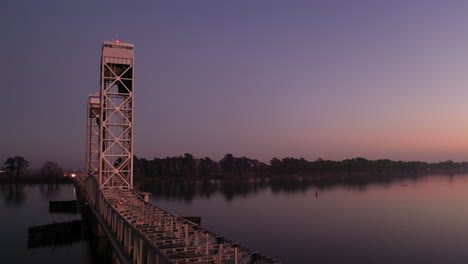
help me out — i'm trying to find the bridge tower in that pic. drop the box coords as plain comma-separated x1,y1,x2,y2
98,41,135,189
86,93,100,178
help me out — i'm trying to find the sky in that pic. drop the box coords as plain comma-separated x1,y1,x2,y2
3,0,468,169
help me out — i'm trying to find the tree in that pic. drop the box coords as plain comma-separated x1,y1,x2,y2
269,158,283,174
199,157,219,178
220,154,235,173
181,153,196,177
4,156,29,178
40,161,64,179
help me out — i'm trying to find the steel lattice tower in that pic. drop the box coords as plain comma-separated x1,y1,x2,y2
86,93,100,177
99,41,135,189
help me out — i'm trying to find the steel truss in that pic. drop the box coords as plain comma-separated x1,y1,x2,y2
103,188,282,264
99,41,135,189
83,40,281,263
86,93,100,177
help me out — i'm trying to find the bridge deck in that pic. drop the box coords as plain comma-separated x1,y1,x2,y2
76,176,281,264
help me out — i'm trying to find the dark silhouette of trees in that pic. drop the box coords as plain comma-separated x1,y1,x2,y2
40,161,64,179
133,153,467,181
181,153,196,177
199,157,220,178
135,154,216,179
219,154,268,176
268,157,434,175
219,154,235,173
4,156,29,178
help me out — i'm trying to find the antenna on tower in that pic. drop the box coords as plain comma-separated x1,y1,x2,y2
112,32,120,43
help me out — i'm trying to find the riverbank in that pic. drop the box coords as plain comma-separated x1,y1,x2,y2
0,174,73,184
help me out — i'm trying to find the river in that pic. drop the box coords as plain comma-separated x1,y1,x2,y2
144,173,468,264
2,173,468,263
0,184,100,263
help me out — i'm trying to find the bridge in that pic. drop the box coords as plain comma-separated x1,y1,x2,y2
75,40,282,264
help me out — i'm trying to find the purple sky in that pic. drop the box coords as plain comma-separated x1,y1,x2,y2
3,0,468,169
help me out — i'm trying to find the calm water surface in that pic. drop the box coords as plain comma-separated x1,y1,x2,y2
0,184,95,263
146,174,468,264
2,174,468,263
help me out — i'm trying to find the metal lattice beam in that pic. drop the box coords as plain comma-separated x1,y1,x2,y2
86,93,100,177
99,41,135,189
82,40,281,264
99,187,282,264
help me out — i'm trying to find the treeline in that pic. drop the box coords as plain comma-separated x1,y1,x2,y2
269,158,466,174
134,154,468,180
2,156,71,183
135,153,268,179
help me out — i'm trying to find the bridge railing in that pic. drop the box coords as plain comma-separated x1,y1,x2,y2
75,175,281,264
79,175,173,263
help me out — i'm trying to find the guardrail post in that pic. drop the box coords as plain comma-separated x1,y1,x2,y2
128,225,132,253
204,232,209,255
133,236,138,261
139,239,143,264
184,223,189,251
234,245,239,264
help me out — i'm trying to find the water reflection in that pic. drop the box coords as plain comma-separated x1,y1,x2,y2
0,184,25,206
0,184,99,264
39,183,62,200
138,171,449,202
0,183,66,206
147,173,468,264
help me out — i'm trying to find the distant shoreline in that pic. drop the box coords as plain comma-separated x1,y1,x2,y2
0,175,73,184
133,168,468,187
1,166,466,185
